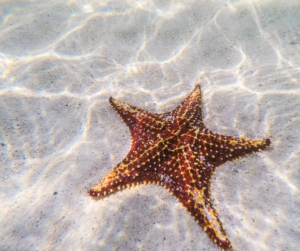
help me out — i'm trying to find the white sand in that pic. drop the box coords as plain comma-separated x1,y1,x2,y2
1,0,300,250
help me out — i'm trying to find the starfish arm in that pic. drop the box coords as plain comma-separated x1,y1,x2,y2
170,180,233,251
161,132,233,250
109,97,167,143
163,85,204,127
88,136,168,197
88,159,158,198
192,128,271,167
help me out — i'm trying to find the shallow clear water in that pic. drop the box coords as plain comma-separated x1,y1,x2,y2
1,0,300,250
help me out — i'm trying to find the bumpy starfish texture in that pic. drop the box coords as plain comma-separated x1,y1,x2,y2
88,85,271,251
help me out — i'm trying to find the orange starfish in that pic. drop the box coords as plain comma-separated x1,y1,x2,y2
88,85,271,250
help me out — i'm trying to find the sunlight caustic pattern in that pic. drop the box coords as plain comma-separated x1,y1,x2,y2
88,85,271,250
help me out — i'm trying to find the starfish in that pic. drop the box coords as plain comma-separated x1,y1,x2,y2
88,85,271,250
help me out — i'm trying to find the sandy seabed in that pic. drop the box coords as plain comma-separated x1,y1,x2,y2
1,0,300,250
